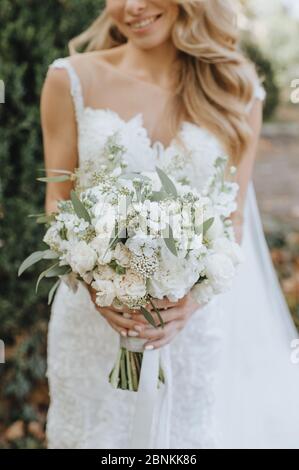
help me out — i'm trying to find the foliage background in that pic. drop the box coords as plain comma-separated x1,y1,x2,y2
0,0,298,448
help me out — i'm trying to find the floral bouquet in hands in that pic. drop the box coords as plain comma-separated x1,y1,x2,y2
18,133,243,392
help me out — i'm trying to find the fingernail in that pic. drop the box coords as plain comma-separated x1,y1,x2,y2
128,330,139,337
145,345,154,350
123,313,132,319
134,325,143,332
120,330,127,337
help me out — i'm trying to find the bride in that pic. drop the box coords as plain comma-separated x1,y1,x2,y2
41,0,299,449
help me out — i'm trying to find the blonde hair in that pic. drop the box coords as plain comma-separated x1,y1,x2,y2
69,0,257,164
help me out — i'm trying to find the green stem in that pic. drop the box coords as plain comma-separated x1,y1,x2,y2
109,347,122,389
120,348,128,390
125,349,134,391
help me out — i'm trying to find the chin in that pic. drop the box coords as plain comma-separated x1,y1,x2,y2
130,32,172,50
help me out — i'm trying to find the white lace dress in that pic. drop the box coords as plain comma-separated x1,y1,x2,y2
45,57,299,449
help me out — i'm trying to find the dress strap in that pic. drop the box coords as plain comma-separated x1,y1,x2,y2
48,57,84,123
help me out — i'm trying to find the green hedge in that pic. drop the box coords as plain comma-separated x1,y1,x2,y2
0,0,104,448
0,1,279,448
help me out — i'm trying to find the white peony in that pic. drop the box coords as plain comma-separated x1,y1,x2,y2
212,237,244,266
90,236,112,265
190,280,214,305
66,241,97,277
114,270,147,303
113,242,131,267
205,253,235,292
92,279,116,307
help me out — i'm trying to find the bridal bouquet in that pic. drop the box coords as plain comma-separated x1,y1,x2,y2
19,133,243,392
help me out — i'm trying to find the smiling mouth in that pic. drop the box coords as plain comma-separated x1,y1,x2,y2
128,13,163,31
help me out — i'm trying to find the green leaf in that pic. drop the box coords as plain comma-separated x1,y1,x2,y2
150,190,168,202
18,250,55,277
35,262,60,293
36,214,56,224
44,265,71,278
149,298,165,328
70,190,91,224
43,250,60,260
202,217,214,235
140,306,158,328
37,175,71,183
48,279,61,305
155,166,178,198
38,168,73,174
162,224,178,257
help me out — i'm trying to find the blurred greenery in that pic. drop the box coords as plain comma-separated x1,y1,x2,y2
0,0,288,449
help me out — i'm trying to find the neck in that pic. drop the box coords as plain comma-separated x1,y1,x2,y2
119,40,178,89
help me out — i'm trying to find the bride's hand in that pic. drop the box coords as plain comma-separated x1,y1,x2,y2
130,293,201,350
86,284,145,337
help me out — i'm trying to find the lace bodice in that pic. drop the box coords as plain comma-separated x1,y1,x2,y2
48,57,265,195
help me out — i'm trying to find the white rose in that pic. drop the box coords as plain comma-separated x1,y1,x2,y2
66,241,97,277
92,279,116,307
113,243,131,267
212,238,244,266
205,253,235,292
114,270,147,302
90,236,112,264
190,281,214,305
93,265,115,281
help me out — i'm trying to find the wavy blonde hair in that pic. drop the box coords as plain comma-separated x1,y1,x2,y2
69,0,258,164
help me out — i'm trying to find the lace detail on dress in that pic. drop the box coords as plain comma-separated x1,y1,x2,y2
49,58,84,123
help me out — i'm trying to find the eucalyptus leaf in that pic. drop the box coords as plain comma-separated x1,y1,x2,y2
37,175,71,183
38,168,73,174
18,250,55,276
150,190,168,202
48,279,61,305
140,306,158,328
162,224,178,257
36,214,56,224
35,262,60,293
70,190,91,224
202,217,214,235
149,298,165,328
44,265,71,278
155,166,178,198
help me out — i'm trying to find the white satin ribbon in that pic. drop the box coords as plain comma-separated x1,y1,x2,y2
120,336,172,449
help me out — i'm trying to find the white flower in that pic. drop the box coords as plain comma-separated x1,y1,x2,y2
43,224,64,251
92,279,116,307
66,241,97,277
114,270,147,303
205,214,224,241
113,243,131,267
93,265,115,281
212,238,244,266
190,281,214,305
93,202,116,236
126,231,158,258
89,236,112,265
205,253,235,292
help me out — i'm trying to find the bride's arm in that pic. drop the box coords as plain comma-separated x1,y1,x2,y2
231,98,263,244
40,67,78,215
